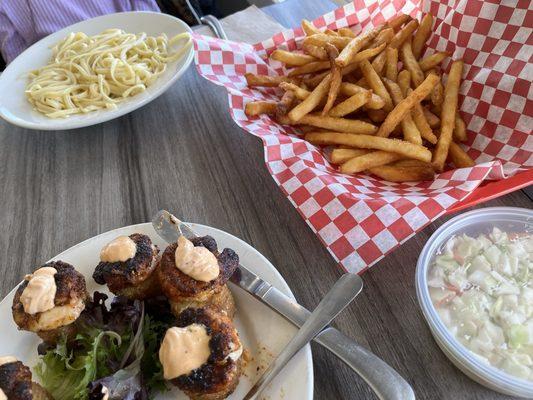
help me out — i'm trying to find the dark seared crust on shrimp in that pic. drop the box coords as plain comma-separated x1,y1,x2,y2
0,361,32,400
12,261,88,334
92,233,160,299
158,236,239,301
172,307,242,400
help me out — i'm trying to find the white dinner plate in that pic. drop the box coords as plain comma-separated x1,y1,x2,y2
0,12,194,131
0,222,313,399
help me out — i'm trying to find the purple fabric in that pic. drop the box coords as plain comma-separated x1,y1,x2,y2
0,0,160,64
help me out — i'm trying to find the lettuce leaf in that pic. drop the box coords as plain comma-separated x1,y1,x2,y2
88,300,147,400
35,293,177,400
35,326,125,399
35,293,142,400
140,296,177,396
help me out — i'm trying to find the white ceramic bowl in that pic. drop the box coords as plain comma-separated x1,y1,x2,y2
416,207,533,398
0,12,193,131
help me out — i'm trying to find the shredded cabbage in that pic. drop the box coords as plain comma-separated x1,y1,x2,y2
429,228,533,381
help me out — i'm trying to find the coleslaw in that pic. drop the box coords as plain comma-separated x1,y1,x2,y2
428,227,532,381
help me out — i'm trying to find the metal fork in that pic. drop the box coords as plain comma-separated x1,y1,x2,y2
185,0,228,39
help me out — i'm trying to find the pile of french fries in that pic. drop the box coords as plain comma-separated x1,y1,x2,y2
244,14,476,182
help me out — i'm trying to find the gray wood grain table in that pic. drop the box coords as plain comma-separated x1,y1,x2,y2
0,0,530,398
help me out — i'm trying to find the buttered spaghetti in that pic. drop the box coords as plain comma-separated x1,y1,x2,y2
25,29,192,118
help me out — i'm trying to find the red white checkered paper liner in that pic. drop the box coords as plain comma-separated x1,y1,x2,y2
193,0,533,273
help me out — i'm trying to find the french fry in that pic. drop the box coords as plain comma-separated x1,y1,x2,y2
385,47,399,81
368,160,435,181
299,114,377,134
335,26,382,67
298,125,326,133
275,114,292,125
412,14,433,59
330,148,369,164
288,74,332,122
389,19,419,49
340,83,385,109
327,44,387,81
279,82,310,100
245,101,277,116
323,43,342,115
245,14,470,182
276,90,296,118
367,109,387,123
360,59,394,111
410,89,438,144
303,34,352,50
340,151,403,174
366,27,395,76
288,60,330,76
305,132,432,162
433,60,463,171
397,70,411,96
449,142,475,168
305,50,394,84
357,18,412,77
400,38,425,87
271,50,317,66
419,51,449,71
370,28,394,49
302,20,321,36
454,114,468,142
423,107,440,128
427,69,444,109
388,14,412,32
384,78,422,145
303,71,329,88
349,42,387,66
355,78,370,89
375,73,439,137
338,27,356,38
371,52,387,76
302,42,328,60
328,91,370,117
245,73,294,87
283,81,384,111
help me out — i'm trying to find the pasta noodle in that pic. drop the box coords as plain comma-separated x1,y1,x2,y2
25,29,192,118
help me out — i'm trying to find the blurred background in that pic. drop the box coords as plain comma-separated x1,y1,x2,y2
156,0,345,23
0,0,345,70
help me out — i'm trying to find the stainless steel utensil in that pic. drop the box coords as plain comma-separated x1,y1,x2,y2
185,0,228,40
243,272,363,399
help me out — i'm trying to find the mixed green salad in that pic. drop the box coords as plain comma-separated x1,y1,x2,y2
35,292,176,400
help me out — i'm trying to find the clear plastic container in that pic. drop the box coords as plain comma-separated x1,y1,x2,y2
416,207,533,398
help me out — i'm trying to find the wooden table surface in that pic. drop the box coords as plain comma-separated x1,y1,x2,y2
0,0,530,399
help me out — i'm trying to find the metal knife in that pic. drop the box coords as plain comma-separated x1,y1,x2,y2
152,210,415,400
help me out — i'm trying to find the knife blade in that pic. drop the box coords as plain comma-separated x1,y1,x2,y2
151,210,415,400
